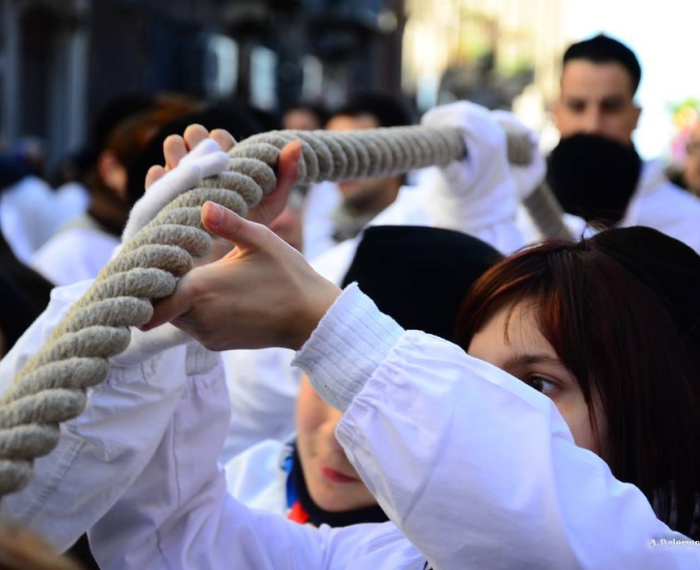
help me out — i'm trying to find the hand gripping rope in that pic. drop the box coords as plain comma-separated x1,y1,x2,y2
0,124,568,500
0,126,465,499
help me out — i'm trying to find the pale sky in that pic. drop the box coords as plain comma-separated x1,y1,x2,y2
564,0,700,159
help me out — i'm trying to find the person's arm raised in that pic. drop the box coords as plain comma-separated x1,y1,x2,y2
143,202,341,351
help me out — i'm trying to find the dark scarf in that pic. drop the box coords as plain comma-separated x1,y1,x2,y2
287,445,389,528
547,134,642,227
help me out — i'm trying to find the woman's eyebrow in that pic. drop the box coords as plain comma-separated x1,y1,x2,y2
504,354,565,369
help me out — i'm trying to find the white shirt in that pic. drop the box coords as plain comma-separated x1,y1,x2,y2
311,178,525,286
302,181,343,262
0,280,215,552
622,160,700,253
1,283,684,568
0,177,87,263
30,222,120,286
220,348,300,463
224,438,289,517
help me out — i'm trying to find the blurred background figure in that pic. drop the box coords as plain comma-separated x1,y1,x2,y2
282,103,329,131
29,94,198,286
327,91,415,239
668,120,700,197
553,34,641,146
541,34,700,251
0,140,84,264
303,91,415,260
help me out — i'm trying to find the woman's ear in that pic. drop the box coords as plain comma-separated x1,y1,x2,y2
97,150,128,200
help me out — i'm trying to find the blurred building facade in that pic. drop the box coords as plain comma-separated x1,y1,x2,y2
0,0,410,166
0,0,567,167
403,0,569,117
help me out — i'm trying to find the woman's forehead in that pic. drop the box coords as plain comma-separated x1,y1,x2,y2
470,300,557,360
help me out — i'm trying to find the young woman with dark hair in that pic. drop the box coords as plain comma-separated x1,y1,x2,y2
59,214,698,567
456,233,700,539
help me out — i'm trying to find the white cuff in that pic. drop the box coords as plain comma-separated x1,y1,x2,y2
292,283,404,411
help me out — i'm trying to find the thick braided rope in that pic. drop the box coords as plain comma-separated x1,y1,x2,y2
0,126,465,499
501,125,572,240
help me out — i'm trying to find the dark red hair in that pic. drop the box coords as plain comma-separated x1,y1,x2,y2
455,238,700,538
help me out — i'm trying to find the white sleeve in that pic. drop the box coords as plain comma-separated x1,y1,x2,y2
0,280,191,553
29,229,120,286
293,284,700,570
89,346,403,570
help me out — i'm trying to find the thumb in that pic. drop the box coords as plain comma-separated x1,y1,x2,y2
140,275,194,331
201,201,273,254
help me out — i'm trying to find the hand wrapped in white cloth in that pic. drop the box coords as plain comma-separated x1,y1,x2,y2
116,124,303,362
491,110,547,200
117,128,234,363
419,101,519,234
122,137,231,243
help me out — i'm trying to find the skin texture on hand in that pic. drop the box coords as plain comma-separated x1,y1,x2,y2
142,202,341,351
138,124,328,350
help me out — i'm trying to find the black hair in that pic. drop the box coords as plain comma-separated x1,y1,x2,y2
331,91,415,128
563,34,642,95
126,102,266,208
283,102,330,128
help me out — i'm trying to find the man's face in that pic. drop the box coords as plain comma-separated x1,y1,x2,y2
326,113,402,210
684,121,700,192
554,60,641,146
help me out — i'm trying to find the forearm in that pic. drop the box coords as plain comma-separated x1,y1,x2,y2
294,285,700,569
293,284,402,412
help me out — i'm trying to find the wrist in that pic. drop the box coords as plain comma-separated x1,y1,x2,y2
291,279,341,350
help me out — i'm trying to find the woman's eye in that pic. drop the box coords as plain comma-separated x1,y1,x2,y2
526,376,558,395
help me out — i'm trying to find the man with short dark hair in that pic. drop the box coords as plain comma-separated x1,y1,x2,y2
303,92,415,260
554,35,642,146
549,34,700,252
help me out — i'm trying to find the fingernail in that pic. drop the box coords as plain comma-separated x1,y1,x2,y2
205,201,224,225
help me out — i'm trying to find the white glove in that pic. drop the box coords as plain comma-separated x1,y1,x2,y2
122,138,230,243
490,110,546,200
419,101,518,232
116,139,229,361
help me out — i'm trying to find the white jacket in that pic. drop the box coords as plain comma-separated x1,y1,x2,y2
30,222,120,286
0,280,218,553
224,438,289,517
220,349,299,463
67,285,697,569
622,160,700,253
